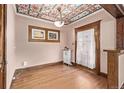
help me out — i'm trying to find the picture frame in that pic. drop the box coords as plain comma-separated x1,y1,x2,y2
47,30,60,42
28,25,60,42
32,28,45,40
28,25,46,42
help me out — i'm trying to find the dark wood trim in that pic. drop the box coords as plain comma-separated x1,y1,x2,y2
100,72,107,78
28,25,60,43
104,50,119,89
75,21,101,75
72,62,107,78
3,4,7,89
15,61,63,73
100,4,124,18
75,63,96,73
0,4,7,89
116,4,124,15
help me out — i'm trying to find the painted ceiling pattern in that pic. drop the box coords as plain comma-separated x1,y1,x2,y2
16,4,102,25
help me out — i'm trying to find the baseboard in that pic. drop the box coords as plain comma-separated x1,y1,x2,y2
15,61,63,73
71,62,107,78
100,72,107,78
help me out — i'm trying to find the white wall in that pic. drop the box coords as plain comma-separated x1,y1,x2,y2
6,5,16,88
63,9,116,73
119,53,124,88
15,15,67,69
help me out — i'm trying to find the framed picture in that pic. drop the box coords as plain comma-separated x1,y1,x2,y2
32,29,45,40
28,25,60,42
28,25,46,42
47,30,60,42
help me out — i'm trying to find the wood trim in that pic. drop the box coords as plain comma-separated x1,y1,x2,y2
116,5,124,15
104,50,119,89
15,61,63,73
0,4,7,89
75,21,101,75
104,49,120,53
100,72,107,78
3,4,7,89
100,4,124,18
28,25,60,43
73,62,107,78
74,63,96,73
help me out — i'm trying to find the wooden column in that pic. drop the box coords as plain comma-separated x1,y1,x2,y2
104,50,120,89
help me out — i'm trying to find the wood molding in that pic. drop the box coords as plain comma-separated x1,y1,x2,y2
16,61,63,72
116,5,124,15
15,61,63,74
75,21,101,75
100,72,107,78
0,4,7,89
104,50,119,89
72,62,107,78
100,4,124,18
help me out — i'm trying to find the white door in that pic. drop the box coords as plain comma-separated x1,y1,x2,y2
76,28,96,69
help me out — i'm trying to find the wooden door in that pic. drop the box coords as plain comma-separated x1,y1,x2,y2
0,4,6,89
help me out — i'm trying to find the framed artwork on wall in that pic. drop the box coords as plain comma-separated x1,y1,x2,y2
28,25,60,42
32,29,45,40
47,30,60,42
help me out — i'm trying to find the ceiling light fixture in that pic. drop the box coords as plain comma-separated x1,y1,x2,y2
54,7,64,27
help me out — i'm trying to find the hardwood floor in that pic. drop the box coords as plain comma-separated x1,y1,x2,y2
11,63,107,89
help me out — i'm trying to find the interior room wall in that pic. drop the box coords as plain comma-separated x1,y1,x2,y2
63,9,116,73
6,5,16,88
15,15,67,69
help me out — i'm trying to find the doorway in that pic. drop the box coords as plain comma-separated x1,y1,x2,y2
0,4,6,89
75,21,100,74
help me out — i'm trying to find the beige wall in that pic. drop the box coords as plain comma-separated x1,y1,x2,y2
6,5,16,88
63,9,116,73
15,15,67,69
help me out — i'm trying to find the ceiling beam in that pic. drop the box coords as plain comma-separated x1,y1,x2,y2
100,4,124,18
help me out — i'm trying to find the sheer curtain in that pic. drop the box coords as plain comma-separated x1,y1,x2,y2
76,28,95,69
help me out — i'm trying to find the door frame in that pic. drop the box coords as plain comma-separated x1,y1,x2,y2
75,21,101,75
0,4,7,89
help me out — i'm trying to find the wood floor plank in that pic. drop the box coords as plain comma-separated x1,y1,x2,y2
11,64,107,89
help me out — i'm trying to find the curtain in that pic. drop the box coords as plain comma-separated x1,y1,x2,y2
76,28,95,69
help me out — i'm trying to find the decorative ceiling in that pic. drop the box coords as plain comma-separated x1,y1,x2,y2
16,4,102,25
